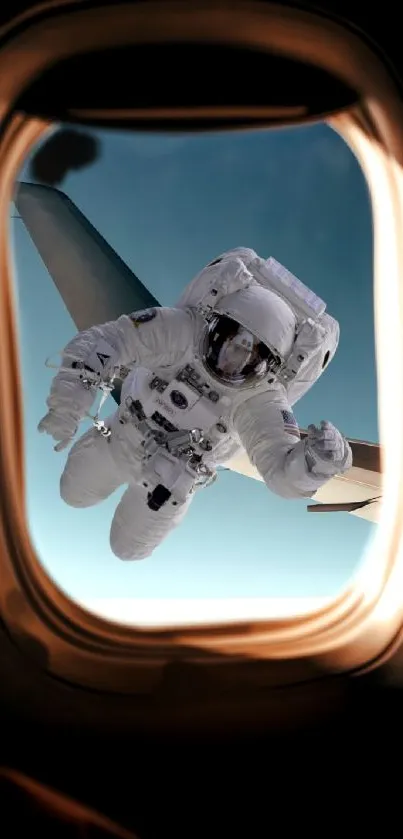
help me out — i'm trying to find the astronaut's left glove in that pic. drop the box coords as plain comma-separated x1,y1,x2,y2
304,420,352,477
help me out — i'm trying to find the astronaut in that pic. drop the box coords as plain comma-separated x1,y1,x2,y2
38,247,353,561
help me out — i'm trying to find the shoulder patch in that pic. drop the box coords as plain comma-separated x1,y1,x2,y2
281,409,300,438
130,307,157,327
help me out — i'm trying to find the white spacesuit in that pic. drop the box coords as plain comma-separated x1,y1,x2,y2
38,248,352,560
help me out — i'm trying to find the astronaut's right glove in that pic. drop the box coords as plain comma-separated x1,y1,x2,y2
304,420,352,477
38,410,78,450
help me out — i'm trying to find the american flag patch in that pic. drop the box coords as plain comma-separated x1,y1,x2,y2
281,409,300,438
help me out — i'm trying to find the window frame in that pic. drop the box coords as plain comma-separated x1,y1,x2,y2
0,0,402,695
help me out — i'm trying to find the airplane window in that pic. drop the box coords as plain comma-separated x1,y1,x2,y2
10,122,377,626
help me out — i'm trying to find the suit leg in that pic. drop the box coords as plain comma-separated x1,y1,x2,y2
60,426,123,508
110,483,192,560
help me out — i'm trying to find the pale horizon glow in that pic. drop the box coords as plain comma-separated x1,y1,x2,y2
80,596,332,626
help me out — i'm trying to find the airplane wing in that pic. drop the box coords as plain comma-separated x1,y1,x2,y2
14,182,159,328
13,181,159,404
226,435,382,523
14,182,381,522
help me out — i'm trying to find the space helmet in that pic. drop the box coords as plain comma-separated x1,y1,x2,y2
201,284,297,389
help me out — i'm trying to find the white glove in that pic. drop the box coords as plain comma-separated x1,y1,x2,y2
38,410,78,448
39,356,99,450
305,420,352,477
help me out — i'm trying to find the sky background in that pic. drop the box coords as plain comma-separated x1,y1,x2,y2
9,121,378,624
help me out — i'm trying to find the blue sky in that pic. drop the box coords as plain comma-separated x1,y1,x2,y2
10,122,377,618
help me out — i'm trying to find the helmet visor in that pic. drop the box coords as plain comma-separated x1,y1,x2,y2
203,316,283,388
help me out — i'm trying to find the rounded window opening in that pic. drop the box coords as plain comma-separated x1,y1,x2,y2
10,121,378,627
